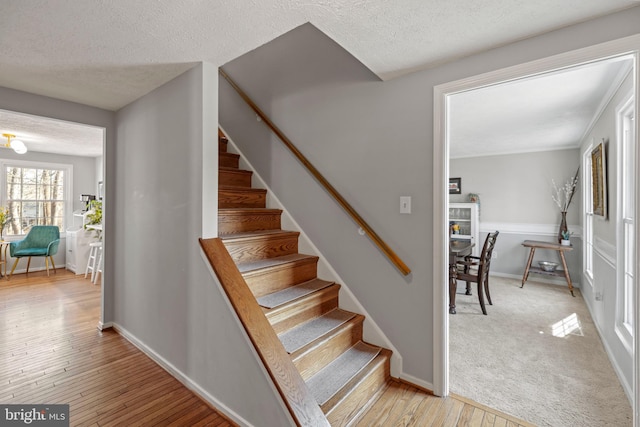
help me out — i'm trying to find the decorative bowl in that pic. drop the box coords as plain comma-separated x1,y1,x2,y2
539,261,558,272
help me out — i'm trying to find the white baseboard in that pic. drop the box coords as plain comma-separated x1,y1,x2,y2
582,296,633,403
399,373,434,393
111,323,252,427
97,321,113,331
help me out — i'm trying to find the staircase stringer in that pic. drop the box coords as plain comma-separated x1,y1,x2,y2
221,127,403,378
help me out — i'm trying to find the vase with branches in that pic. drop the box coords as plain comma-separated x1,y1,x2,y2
552,168,579,243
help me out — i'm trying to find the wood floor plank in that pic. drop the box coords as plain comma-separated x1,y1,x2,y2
457,404,476,426
493,417,508,427
441,398,465,427
469,407,487,427
406,394,442,426
421,396,450,426
0,270,236,427
382,382,419,424
354,380,403,425
481,411,496,427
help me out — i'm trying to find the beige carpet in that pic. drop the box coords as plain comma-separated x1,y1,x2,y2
450,276,632,427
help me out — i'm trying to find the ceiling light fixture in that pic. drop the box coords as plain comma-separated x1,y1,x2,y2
2,133,28,154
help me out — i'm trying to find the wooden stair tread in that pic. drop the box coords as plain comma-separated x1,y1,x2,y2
306,341,381,406
278,309,356,354
219,185,266,193
220,229,299,242
257,279,335,309
219,207,282,214
219,166,251,174
237,253,318,274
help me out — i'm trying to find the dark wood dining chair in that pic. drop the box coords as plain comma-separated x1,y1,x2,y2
455,231,499,315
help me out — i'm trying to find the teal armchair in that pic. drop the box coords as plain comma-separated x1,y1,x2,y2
9,225,60,278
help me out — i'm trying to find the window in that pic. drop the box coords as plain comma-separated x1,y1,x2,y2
616,95,635,350
582,143,594,284
1,161,72,236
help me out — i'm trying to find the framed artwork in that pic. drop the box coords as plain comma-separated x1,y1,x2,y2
591,140,607,218
449,177,461,194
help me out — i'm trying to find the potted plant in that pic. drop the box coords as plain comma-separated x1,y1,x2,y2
560,230,572,246
0,206,12,241
84,200,102,238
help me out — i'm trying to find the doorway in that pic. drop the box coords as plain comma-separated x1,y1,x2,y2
0,109,107,326
433,36,639,426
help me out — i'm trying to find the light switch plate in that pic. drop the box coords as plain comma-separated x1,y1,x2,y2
400,196,411,214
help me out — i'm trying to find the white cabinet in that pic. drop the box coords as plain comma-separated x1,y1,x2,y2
72,210,94,228
449,202,480,257
66,228,99,274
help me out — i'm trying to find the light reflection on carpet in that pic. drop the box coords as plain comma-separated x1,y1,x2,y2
550,312,584,337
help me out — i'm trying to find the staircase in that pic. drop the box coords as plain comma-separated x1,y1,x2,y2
217,131,392,426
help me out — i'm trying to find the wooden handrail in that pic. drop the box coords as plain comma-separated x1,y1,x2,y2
219,68,411,276
199,238,330,427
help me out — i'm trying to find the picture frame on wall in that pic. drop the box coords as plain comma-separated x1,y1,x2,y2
591,140,607,218
449,177,461,194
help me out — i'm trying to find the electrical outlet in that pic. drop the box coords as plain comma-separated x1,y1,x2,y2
595,292,603,301
492,251,498,259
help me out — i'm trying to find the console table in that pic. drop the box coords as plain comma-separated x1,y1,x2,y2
521,240,575,296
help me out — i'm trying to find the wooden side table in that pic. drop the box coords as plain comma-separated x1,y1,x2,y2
521,240,575,296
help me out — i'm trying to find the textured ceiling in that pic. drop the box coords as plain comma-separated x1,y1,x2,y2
0,110,104,157
0,1,638,157
1,0,638,111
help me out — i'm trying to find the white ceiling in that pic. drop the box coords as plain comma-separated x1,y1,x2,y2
0,0,638,157
450,56,634,158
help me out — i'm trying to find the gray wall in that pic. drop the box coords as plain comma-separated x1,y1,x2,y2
450,149,583,281
579,71,634,396
220,7,640,388
113,63,291,427
450,149,581,225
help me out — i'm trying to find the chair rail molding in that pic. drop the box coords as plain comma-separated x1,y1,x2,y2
479,222,583,238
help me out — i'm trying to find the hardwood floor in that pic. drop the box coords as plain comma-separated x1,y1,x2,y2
356,382,534,427
0,269,532,427
0,270,235,427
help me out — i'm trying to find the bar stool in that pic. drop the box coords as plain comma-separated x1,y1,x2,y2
85,242,102,282
93,244,103,284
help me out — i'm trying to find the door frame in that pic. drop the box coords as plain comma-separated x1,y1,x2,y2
433,34,640,426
